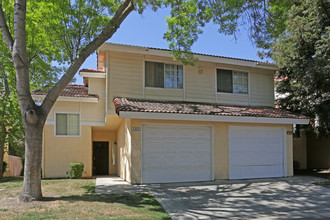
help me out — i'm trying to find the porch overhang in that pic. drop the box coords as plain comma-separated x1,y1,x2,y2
118,111,309,125
113,97,309,125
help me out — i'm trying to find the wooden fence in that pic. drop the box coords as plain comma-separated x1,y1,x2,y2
4,154,23,177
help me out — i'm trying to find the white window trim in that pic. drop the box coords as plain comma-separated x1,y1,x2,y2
144,86,184,91
54,112,81,137
144,60,184,90
215,67,250,96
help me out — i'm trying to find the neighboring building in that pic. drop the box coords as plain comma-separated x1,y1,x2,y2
32,43,309,184
293,130,330,170
274,77,330,170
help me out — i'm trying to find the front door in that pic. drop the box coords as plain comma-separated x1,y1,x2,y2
93,142,109,175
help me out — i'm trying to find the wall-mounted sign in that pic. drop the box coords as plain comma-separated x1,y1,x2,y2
132,127,141,131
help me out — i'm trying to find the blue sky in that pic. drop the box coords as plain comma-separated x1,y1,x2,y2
77,8,262,84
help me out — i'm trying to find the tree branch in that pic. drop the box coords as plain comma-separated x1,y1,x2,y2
12,0,35,118
0,3,14,52
13,0,27,66
41,0,135,116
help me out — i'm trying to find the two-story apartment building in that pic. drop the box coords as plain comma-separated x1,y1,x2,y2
32,43,309,184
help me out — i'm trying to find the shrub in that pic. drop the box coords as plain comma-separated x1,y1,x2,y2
68,162,84,179
2,161,7,173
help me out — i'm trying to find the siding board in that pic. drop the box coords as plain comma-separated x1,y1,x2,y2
107,50,275,111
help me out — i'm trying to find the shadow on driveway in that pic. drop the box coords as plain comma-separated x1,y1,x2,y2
146,176,330,219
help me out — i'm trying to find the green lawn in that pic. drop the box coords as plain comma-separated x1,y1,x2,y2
0,177,171,220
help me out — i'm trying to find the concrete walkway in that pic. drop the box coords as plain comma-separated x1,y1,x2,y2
147,176,330,219
95,176,147,194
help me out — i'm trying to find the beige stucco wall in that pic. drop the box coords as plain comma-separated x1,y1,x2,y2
43,125,92,178
82,78,106,123
128,119,292,184
42,117,293,181
106,51,275,114
45,78,106,125
293,131,307,169
117,119,132,182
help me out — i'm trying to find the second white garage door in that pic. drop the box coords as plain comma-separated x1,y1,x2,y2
142,124,213,184
229,126,286,179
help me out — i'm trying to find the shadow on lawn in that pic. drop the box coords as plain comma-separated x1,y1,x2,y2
0,177,23,183
42,192,167,214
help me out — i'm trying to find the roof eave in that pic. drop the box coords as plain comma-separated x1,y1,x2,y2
79,71,106,78
118,111,309,125
32,94,99,103
99,43,278,71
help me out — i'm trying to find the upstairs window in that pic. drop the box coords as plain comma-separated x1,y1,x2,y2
56,113,80,136
145,61,183,89
217,69,248,94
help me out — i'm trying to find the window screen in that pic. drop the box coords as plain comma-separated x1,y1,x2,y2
56,114,67,135
145,61,164,88
217,69,248,94
56,113,80,136
217,69,233,93
145,61,183,89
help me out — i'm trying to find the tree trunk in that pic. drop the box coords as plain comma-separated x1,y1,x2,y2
19,112,44,202
0,0,135,202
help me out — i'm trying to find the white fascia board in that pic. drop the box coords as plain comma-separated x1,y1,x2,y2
79,71,106,78
118,111,309,125
99,43,278,71
45,120,105,126
81,121,106,126
45,120,54,125
32,95,99,103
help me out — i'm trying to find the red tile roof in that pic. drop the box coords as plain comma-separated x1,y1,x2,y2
79,68,105,73
32,84,98,98
113,97,307,119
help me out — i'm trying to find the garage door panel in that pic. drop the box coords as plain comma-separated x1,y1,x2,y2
142,124,212,184
229,126,285,179
230,165,283,179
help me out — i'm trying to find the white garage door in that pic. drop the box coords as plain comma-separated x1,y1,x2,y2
229,126,286,179
142,124,213,184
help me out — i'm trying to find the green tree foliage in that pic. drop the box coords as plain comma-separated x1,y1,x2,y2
272,0,330,135
240,0,329,135
0,1,62,178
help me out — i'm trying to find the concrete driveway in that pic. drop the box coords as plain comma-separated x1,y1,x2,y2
146,176,330,219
